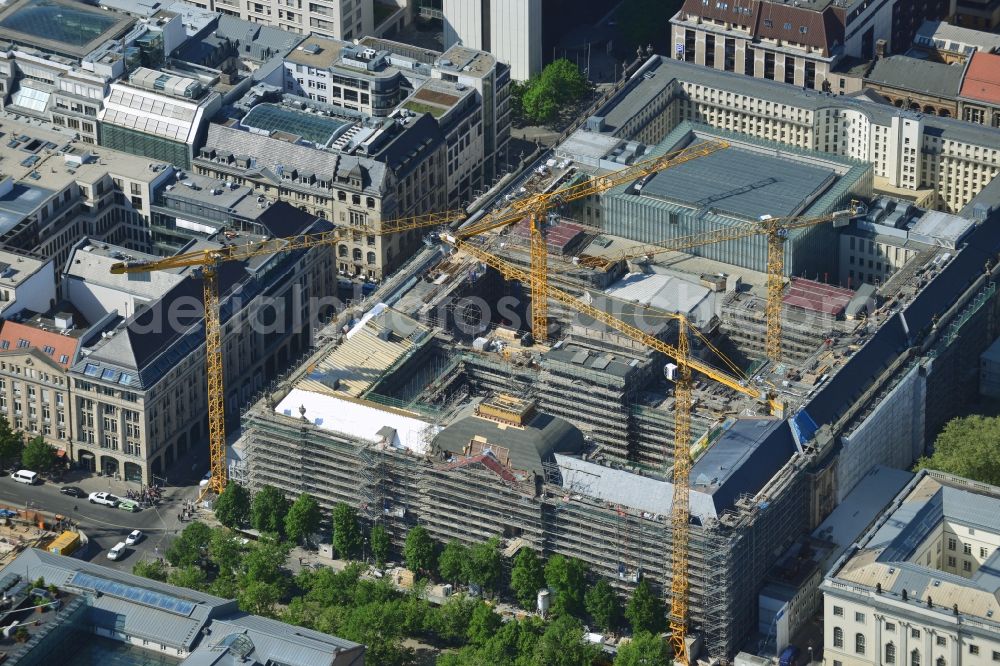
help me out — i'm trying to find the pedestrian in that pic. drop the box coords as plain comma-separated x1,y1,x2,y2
73,505,78,512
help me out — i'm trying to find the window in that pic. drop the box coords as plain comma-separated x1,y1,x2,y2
833,606,844,617
856,634,865,655
982,547,989,558
948,556,956,567
912,650,920,666
886,643,896,664
992,651,1000,662
964,543,972,555
971,646,980,656
964,560,972,572
886,622,895,632
833,627,843,648
911,629,920,639
937,637,946,647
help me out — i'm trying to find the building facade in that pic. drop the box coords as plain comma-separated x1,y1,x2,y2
442,0,542,81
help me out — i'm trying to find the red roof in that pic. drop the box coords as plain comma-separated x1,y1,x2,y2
960,52,1000,105
782,277,853,317
511,217,585,255
0,321,78,368
442,453,519,485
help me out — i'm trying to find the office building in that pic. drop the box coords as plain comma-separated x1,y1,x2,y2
442,0,542,81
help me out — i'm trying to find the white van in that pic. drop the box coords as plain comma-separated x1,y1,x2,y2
107,542,127,561
10,470,37,485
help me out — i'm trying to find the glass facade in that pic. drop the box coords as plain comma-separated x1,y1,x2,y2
99,124,191,169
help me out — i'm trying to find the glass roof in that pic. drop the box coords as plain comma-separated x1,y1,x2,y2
241,104,348,146
70,571,197,616
10,87,49,113
0,0,118,47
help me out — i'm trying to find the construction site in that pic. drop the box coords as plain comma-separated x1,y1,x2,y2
146,62,1000,663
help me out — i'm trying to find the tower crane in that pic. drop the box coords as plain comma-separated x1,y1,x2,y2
577,204,859,361
450,140,729,337
439,233,779,665
108,210,466,495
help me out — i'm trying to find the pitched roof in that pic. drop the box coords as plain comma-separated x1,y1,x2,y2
0,320,78,368
960,52,1000,105
865,55,965,98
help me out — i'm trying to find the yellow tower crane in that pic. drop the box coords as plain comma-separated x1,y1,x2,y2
108,210,466,495
578,204,859,362
440,233,777,664
450,140,729,338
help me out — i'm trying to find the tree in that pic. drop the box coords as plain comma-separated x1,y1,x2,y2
438,539,468,586
331,502,362,559
403,525,436,575
242,536,290,591
370,523,390,567
427,595,478,646
625,579,666,635
165,521,212,567
238,579,282,617
132,558,167,582
285,493,322,546
521,82,559,124
533,614,601,666
917,414,1000,484
464,536,503,594
250,485,290,536
615,632,671,666
467,601,502,647
510,548,546,610
519,59,589,125
585,579,620,633
0,417,21,472
168,565,208,591
21,437,55,474
214,482,250,528
209,528,244,577
545,554,588,618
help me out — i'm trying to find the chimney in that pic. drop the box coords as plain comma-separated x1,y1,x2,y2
875,39,888,60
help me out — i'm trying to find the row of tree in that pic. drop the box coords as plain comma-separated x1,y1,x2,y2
0,417,59,474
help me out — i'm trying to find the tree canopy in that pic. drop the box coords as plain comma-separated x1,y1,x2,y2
250,485,290,536
331,502,362,558
438,539,468,585
532,615,601,666
132,558,168,582
584,578,620,632
403,525,436,575
519,59,589,125
510,548,546,610
285,493,322,545
917,414,1000,484
165,521,212,567
615,632,672,665
544,554,588,618
625,579,666,635
370,523,390,567
214,482,251,528
21,437,55,474
464,536,503,594
0,417,21,472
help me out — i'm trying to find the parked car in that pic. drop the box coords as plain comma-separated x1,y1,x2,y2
10,470,38,485
125,530,143,546
779,645,801,666
89,492,119,507
106,542,127,561
118,500,139,513
59,486,84,498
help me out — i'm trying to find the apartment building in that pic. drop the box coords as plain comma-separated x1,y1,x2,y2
670,0,949,91
194,105,445,281
822,470,1000,666
61,203,333,482
585,56,1000,213
202,0,373,41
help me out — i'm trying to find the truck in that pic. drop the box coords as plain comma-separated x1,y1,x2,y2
47,531,80,557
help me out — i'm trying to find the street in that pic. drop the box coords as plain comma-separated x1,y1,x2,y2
0,472,201,572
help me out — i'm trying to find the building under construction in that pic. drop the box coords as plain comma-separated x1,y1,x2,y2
234,56,1000,662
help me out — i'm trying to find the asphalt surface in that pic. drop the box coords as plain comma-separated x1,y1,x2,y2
0,472,201,572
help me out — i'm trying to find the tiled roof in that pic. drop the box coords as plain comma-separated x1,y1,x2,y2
0,320,78,368
960,52,1000,105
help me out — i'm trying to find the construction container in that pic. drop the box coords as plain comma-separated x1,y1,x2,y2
537,589,550,615
47,531,80,557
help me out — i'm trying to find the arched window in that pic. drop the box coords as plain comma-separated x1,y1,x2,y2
366,251,376,265
833,627,844,648
886,643,896,664
911,649,920,666
936,657,945,666
352,248,362,261
338,245,347,257
856,633,866,655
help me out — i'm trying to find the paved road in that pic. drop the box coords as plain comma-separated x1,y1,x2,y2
0,473,200,572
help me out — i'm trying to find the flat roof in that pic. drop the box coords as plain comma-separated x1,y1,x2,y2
960,52,1000,105
636,140,836,220
285,34,349,68
241,103,350,146
0,0,133,58
783,277,854,316
0,181,53,236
